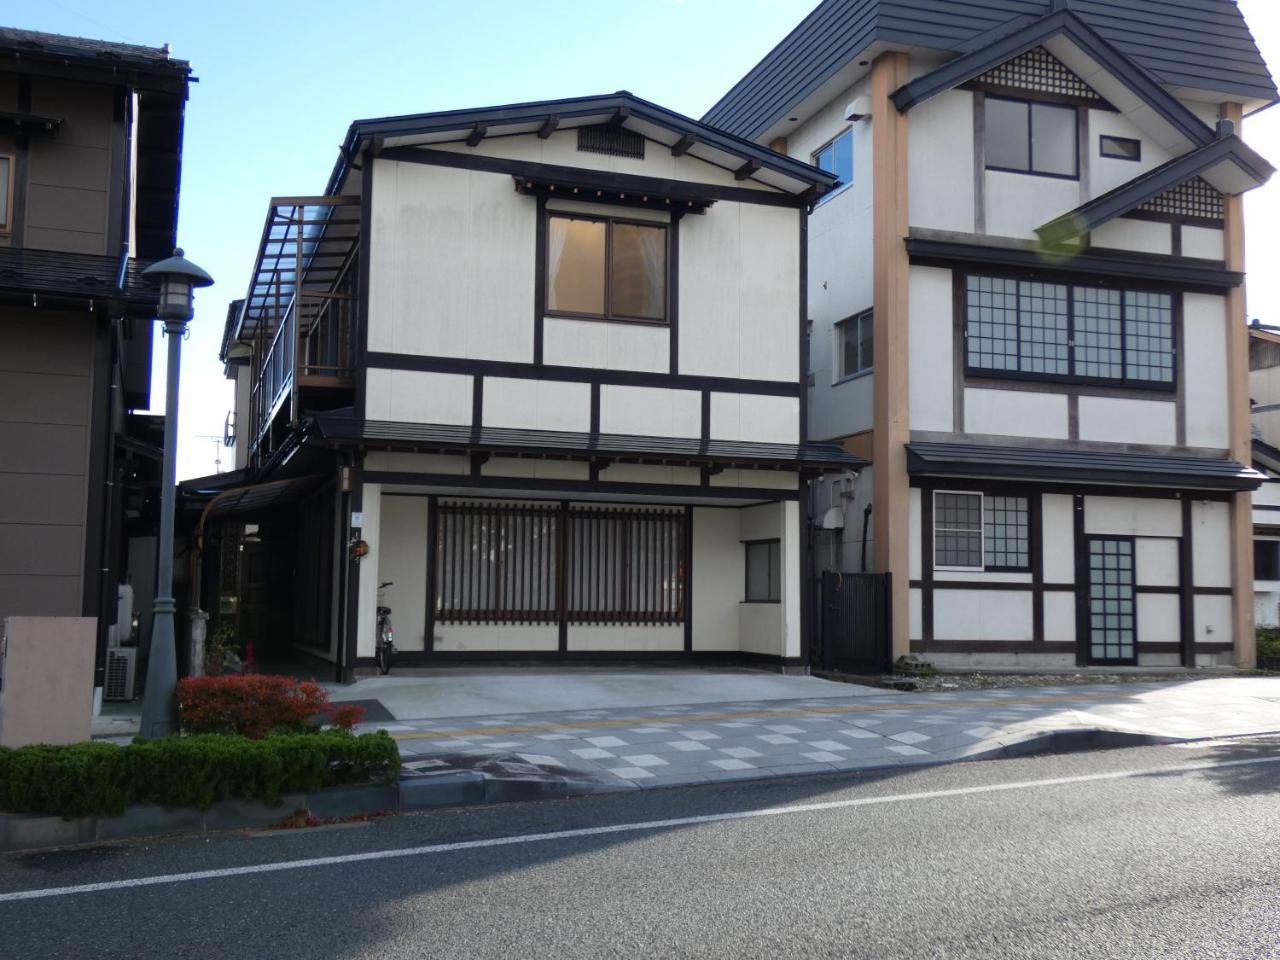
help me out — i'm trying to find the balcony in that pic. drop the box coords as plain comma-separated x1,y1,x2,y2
230,197,361,465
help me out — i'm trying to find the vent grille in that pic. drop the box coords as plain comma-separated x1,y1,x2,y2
104,648,136,701
977,46,1102,101
577,125,645,159
1137,176,1224,222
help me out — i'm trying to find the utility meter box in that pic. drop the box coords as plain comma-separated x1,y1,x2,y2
0,617,95,747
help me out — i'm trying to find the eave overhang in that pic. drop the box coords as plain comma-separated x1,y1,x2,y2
907,441,1263,493
0,246,159,312
1036,131,1275,247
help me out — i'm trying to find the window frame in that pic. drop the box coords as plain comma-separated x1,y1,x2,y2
933,491,985,573
932,490,1032,574
961,271,1178,392
1099,135,1142,162
543,211,671,326
835,308,874,382
743,538,782,603
983,95,1080,181
1255,539,1280,582
811,127,854,204
0,153,13,235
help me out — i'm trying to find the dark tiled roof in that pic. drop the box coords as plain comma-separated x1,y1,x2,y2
310,416,868,472
0,26,189,75
0,246,158,307
906,441,1263,491
705,0,1277,141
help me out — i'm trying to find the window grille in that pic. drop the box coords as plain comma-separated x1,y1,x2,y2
984,497,1030,570
976,46,1102,101
1136,176,1224,222
935,492,983,569
567,508,684,625
577,124,645,159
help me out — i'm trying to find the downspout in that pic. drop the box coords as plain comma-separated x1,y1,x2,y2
860,503,873,574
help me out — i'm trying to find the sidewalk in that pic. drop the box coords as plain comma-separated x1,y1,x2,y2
369,677,1280,800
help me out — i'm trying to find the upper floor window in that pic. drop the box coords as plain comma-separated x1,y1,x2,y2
837,309,873,380
545,213,667,323
964,275,1174,389
812,129,853,201
0,154,12,233
1100,135,1141,162
985,97,1077,179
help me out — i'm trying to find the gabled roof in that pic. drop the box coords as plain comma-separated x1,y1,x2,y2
704,0,1277,143
1037,127,1274,246
328,91,838,199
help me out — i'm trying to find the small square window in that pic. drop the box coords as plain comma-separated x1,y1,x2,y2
1100,135,1141,161
745,540,781,602
837,309,873,379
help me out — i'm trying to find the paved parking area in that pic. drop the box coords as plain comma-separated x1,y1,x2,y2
366,677,1280,792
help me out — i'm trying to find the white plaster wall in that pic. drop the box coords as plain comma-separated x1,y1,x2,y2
433,625,558,652
364,369,472,424
709,393,800,444
1090,218,1172,255
355,483,382,658
1043,494,1076,583
908,266,953,433
1194,594,1233,646
909,587,922,641
908,90,975,233
692,508,742,652
740,502,782,542
708,468,799,491
542,317,668,374
1085,497,1180,537
1183,293,1230,449
1135,537,1179,587
1044,591,1076,643
739,604,784,656
1087,108,1173,198
1077,396,1176,446
481,458,591,482
483,377,591,433
679,202,799,383
365,451,468,475
1191,499,1232,588
810,373,873,442
1183,226,1225,260
599,463,700,485
909,487,922,581
566,626,683,652
965,388,1069,440
600,385,700,439
985,171,1079,240
932,589,1034,641
1137,593,1180,645
1253,480,1280,526
367,160,535,360
375,495,428,651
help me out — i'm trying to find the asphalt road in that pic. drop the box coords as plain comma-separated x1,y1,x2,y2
1,738,1279,960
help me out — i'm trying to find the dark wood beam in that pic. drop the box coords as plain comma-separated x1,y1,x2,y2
734,159,761,181
537,116,559,139
671,133,696,157
465,123,487,147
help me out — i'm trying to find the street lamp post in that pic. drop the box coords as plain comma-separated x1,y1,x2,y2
139,249,214,739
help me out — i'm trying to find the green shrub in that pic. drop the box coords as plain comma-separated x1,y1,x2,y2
1258,627,1280,662
0,732,399,818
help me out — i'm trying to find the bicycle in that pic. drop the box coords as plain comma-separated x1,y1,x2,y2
375,581,395,675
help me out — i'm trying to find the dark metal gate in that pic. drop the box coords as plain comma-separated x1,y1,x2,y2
816,571,891,675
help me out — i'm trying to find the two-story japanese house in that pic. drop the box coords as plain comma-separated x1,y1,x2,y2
707,0,1276,669
208,93,864,676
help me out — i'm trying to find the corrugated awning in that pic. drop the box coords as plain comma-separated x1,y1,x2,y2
192,475,327,530
309,415,867,472
907,441,1263,492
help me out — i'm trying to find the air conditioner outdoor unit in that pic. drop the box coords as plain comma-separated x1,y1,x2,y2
104,648,138,701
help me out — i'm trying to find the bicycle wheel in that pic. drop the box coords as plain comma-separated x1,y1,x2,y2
376,621,392,675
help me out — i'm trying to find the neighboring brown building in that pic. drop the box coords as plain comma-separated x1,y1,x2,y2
0,27,190,696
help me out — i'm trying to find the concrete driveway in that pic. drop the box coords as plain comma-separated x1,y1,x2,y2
326,667,885,722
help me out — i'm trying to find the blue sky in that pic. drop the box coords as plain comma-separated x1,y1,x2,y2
8,0,1280,478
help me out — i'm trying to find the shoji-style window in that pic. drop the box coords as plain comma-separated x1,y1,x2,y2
964,275,1174,389
934,492,1030,572
545,213,668,323
434,503,685,625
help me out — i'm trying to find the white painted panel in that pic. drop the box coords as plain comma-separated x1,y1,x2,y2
481,458,590,481
365,452,468,475
908,266,954,432
708,468,799,490
1137,593,1179,645
933,589,1034,641
542,317,668,373
1193,594,1233,646
365,369,472,425
1044,591,1076,643
738,204,799,382
1135,537,1179,587
985,171,1079,241
598,463,700,485
1085,497,1181,537
566,626,683,652
1183,293,1229,449
739,602,784,656
1090,218,1172,255
1182,226,1225,261
935,571,1032,584
1077,396,1176,446
692,508,742,652
740,502,781,543
782,500,802,659
909,487,922,581
679,202,740,379
710,393,799,444
811,372,873,441
355,483,382,658
965,388,1068,440
909,588,923,640
1043,494,1075,583
1191,499,1232,588
909,90,975,233
1087,108,1172,198
376,496,428,652
483,377,591,432
599,385,700,439
433,625,559,652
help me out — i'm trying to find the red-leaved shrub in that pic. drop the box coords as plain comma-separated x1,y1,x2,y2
176,675,366,739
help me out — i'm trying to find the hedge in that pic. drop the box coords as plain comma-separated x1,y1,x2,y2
0,732,400,818
176,675,365,739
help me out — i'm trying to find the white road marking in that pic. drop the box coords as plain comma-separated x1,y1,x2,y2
3,752,1278,903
